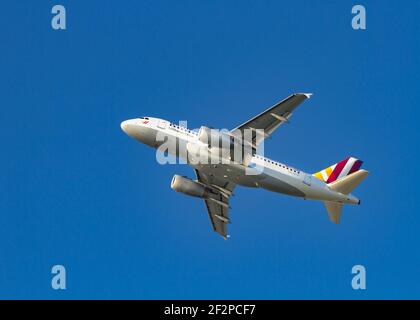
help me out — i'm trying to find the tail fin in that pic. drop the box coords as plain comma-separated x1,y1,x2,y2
313,157,363,184
315,157,368,224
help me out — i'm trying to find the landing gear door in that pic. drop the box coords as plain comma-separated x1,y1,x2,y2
303,174,312,186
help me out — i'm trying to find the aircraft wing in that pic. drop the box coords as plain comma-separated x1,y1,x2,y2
194,169,235,239
231,93,312,147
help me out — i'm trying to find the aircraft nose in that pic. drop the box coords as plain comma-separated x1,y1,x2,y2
120,120,130,133
120,119,137,135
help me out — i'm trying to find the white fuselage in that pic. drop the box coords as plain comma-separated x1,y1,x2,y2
121,117,359,205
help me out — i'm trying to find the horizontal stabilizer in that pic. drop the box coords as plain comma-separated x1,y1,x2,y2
328,169,369,194
324,201,343,224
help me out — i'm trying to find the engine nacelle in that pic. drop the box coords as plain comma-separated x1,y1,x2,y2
198,126,231,149
171,175,210,198
197,126,256,165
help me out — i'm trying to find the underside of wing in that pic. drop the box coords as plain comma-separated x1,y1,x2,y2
231,93,312,147
194,169,235,239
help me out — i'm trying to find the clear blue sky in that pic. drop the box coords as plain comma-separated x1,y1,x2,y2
0,1,419,299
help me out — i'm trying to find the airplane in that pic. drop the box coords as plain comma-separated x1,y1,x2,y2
121,93,368,239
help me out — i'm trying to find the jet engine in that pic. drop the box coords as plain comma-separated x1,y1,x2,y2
171,175,210,198
170,175,230,208
197,126,255,165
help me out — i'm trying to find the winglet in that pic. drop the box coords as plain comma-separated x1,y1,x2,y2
302,93,313,99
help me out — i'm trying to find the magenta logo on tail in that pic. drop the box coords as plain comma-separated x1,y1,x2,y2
313,157,363,184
